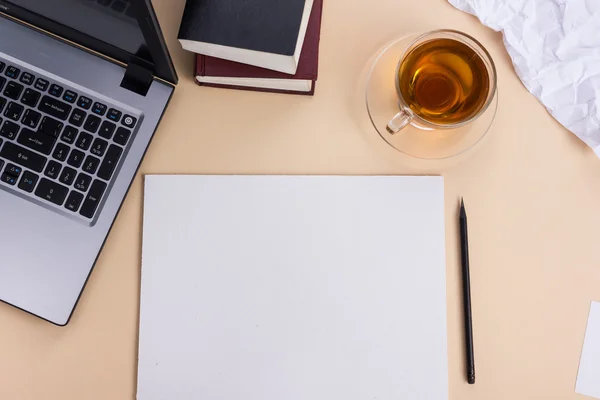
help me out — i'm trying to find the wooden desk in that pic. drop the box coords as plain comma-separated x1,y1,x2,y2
1,0,599,399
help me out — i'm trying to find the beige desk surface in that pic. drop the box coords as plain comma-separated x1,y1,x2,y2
2,0,600,399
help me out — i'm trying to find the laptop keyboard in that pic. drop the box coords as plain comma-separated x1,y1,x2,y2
0,57,140,224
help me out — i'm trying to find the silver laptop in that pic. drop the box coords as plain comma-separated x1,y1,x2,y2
0,0,177,325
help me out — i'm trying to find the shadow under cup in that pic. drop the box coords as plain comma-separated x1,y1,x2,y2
388,30,497,134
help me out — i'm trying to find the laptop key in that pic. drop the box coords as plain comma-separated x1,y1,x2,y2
65,190,84,212
98,120,115,139
19,72,34,85
0,142,47,172
0,61,4,74
90,138,108,157
59,166,76,185
76,132,93,150
39,116,64,138
1,172,17,185
0,120,19,139
52,143,70,161
107,108,121,122
0,76,5,92
18,171,38,193
21,109,41,129
4,163,22,177
74,172,92,192
67,149,85,168
80,179,107,218
61,126,78,144
5,66,19,79
77,96,92,110
44,160,62,179
4,102,24,121
34,78,49,92
18,128,57,155
4,81,24,100
38,95,72,120
63,90,77,104
35,178,68,205
21,88,41,107
92,102,107,116
113,127,131,145
69,108,86,127
0,97,5,113
83,114,101,133
122,114,137,128
48,84,63,97
97,144,122,180
83,155,100,174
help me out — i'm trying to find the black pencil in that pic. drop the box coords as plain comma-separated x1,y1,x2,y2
460,198,475,384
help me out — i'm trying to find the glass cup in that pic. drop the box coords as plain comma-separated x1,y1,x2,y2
386,30,497,134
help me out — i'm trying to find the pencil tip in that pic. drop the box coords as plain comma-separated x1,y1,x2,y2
467,367,475,384
461,197,464,207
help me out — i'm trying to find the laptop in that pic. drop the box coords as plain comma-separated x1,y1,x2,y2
0,0,177,325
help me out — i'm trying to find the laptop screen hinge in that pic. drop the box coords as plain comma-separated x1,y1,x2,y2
120,63,153,96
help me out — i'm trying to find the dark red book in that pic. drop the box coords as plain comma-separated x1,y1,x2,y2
194,0,323,95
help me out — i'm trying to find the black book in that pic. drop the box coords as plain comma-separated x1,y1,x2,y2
178,0,314,75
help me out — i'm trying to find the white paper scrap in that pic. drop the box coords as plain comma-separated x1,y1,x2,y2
576,301,600,399
449,0,600,155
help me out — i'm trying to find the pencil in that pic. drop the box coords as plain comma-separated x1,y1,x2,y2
460,198,475,384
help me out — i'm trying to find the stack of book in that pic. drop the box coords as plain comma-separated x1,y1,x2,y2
178,0,323,95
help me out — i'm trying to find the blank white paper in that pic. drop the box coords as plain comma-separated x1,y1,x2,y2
577,302,600,398
137,175,447,400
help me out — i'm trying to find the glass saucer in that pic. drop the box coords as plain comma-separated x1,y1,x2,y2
365,34,498,160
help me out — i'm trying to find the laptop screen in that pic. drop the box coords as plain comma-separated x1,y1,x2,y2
5,0,152,64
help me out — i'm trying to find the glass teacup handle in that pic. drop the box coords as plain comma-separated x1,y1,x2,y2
386,108,413,134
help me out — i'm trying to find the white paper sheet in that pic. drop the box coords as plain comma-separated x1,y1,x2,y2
137,175,448,400
576,301,600,399
449,0,600,155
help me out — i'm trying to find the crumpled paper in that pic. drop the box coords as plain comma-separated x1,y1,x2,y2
449,0,600,155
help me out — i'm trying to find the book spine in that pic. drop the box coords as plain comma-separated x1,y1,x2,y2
194,55,207,87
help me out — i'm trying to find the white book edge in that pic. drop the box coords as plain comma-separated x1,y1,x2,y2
195,75,313,92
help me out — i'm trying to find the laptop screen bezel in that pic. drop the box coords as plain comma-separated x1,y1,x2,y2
0,0,178,85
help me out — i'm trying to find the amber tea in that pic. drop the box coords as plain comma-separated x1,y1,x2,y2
397,38,490,125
